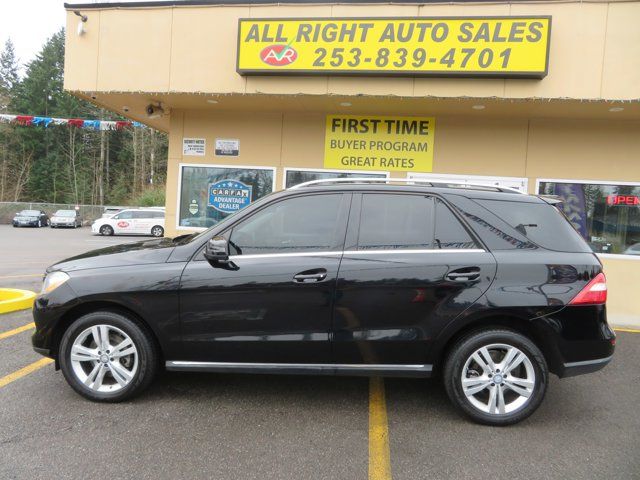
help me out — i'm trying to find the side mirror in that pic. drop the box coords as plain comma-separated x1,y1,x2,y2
204,236,229,265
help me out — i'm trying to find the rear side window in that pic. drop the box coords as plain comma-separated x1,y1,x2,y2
474,199,592,253
434,200,479,249
358,194,433,250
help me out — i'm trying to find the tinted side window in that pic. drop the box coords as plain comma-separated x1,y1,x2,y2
115,211,133,219
151,211,165,219
434,200,479,249
358,194,433,250
474,199,592,253
229,194,344,255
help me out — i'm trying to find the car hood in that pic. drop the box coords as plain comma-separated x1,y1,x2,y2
48,238,177,273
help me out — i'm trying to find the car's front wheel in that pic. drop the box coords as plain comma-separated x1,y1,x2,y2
443,329,548,426
100,225,114,236
59,311,159,402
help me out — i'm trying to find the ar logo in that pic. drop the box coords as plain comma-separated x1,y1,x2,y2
260,44,298,66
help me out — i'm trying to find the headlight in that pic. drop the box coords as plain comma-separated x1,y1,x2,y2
41,271,70,294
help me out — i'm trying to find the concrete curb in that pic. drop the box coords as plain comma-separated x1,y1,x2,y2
0,288,36,314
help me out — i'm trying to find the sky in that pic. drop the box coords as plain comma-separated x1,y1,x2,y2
0,1,144,73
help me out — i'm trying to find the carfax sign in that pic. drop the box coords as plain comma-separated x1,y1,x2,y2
237,17,551,78
208,180,252,214
324,115,435,172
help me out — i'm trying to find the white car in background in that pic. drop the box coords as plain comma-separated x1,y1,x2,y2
92,208,165,237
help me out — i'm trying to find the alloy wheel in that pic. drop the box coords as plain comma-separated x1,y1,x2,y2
69,324,139,393
461,343,536,415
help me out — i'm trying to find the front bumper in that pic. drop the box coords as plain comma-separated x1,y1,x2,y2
14,220,38,227
51,222,74,227
31,283,80,365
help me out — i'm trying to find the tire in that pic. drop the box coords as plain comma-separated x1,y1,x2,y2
100,225,114,236
443,328,548,426
151,225,164,237
38,220,42,227
59,311,159,402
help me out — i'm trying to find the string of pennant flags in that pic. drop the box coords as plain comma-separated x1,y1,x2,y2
0,113,145,131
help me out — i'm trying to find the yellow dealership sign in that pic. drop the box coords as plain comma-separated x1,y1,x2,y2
324,115,435,172
237,17,551,78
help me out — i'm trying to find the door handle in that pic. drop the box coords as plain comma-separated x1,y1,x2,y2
446,267,481,282
293,268,327,283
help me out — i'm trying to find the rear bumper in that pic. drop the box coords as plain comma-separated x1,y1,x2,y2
560,355,613,378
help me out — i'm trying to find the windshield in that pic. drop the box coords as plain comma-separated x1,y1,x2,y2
20,210,40,216
55,210,76,217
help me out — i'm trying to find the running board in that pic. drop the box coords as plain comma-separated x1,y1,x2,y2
165,361,433,378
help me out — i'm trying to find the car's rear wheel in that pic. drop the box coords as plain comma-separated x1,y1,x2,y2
443,329,548,426
151,225,164,237
59,311,158,402
100,225,114,236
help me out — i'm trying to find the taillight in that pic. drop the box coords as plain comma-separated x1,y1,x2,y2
569,272,607,305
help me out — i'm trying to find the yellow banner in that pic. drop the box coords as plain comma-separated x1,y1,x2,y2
324,115,435,172
237,17,551,78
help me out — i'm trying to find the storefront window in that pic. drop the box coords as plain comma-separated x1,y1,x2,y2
179,164,275,229
538,180,640,255
284,169,387,188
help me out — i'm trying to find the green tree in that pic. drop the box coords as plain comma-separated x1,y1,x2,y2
0,38,20,112
1,29,167,205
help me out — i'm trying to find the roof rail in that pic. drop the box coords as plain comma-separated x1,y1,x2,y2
288,177,525,194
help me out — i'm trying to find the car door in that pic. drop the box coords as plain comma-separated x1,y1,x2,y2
132,210,153,234
333,193,497,366
178,192,351,364
112,210,134,234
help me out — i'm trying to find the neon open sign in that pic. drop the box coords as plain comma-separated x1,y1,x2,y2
606,194,640,206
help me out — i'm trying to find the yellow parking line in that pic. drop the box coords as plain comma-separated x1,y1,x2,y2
0,274,42,279
0,358,53,389
0,322,35,340
614,327,640,334
369,377,392,480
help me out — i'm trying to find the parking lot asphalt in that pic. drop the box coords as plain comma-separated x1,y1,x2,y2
0,225,639,479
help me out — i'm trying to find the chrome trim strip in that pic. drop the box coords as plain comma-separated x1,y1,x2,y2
229,251,342,260
229,249,484,260
343,249,485,255
166,361,432,372
563,355,613,368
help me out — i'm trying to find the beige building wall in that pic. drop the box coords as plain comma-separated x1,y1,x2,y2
64,1,640,101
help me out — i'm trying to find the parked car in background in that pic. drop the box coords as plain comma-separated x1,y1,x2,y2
623,243,640,255
102,206,126,218
50,209,82,228
92,208,165,237
12,210,49,228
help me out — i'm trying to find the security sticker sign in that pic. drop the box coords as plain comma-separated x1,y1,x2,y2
183,138,206,156
237,17,551,78
324,115,435,172
208,180,252,214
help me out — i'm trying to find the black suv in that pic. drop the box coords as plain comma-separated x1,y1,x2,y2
32,180,615,425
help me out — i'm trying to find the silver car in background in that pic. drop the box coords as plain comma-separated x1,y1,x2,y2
50,210,82,228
